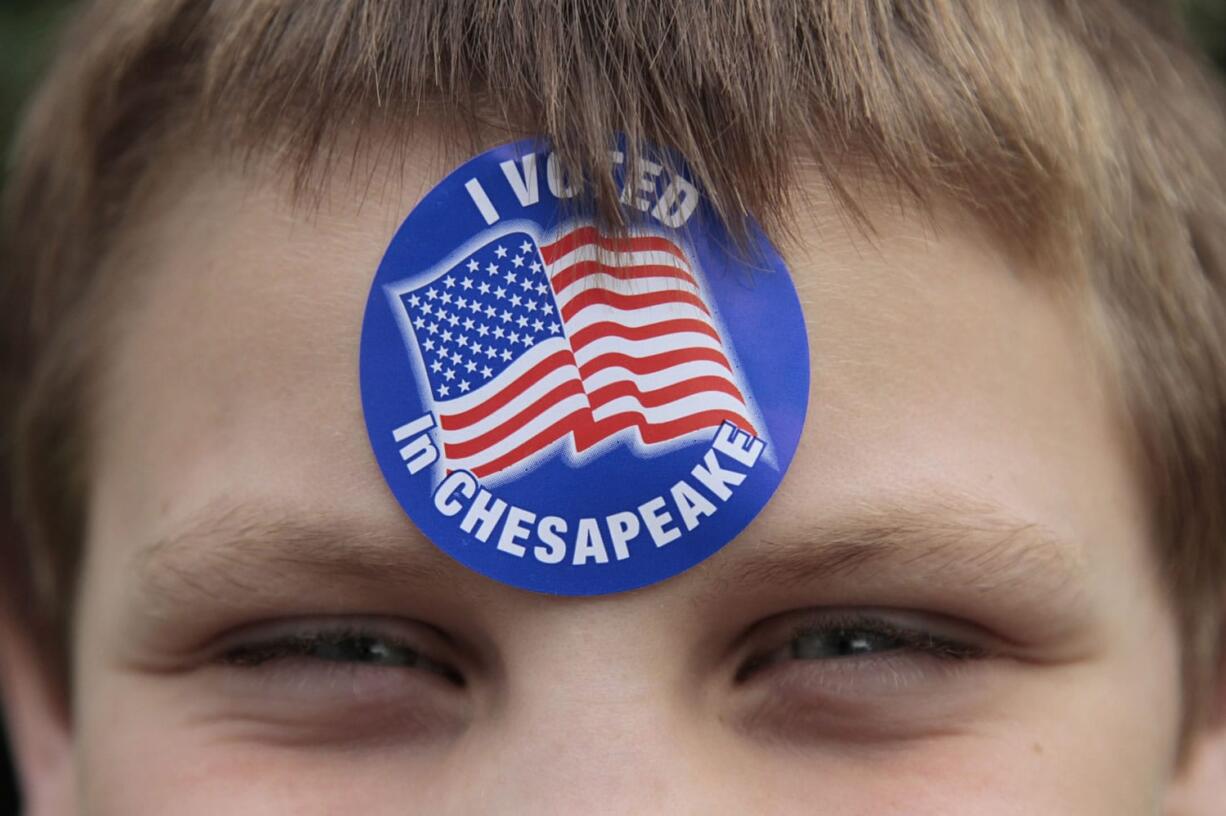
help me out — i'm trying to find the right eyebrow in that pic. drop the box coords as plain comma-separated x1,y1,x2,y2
130,500,465,618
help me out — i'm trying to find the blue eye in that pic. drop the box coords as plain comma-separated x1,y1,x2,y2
736,613,986,682
223,629,464,686
789,627,907,660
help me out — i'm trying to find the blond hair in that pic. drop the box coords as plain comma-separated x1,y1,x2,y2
3,0,1225,737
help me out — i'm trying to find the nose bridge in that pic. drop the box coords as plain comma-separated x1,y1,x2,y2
462,603,711,814
468,691,705,815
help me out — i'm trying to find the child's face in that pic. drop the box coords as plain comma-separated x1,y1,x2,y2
68,145,1180,813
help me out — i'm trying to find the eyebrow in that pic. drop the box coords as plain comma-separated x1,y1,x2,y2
724,499,1084,593
700,495,1092,638
132,501,465,619
131,494,1089,627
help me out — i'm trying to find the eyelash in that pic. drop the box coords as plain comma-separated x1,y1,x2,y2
735,612,988,683
218,612,984,691
220,626,466,686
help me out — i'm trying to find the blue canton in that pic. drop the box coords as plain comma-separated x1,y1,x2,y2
401,232,564,401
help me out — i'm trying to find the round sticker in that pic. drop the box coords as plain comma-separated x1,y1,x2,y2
360,138,809,595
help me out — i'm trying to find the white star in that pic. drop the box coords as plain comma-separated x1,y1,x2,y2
530,260,542,273
494,245,508,258
510,294,523,308
523,335,536,347
457,335,469,347
504,270,518,284
471,342,483,355
542,303,555,315
484,305,497,318
512,254,525,268
466,258,479,272
469,299,483,313
478,281,491,295
420,302,434,315
443,275,456,289
520,276,534,290
535,282,548,296
450,351,462,365
525,300,538,312
427,322,439,335
464,360,477,373
485,346,498,358
441,330,453,343
500,310,513,323
520,240,532,254
493,326,505,339
413,316,426,329
508,332,521,345
531,319,544,332
426,288,439,300
447,313,460,327
516,315,528,328
424,338,436,351
501,349,513,361
455,297,468,310
461,277,473,290
439,384,450,397
481,365,493,379
459,380,471,393
408,294,421,307
444,369,456,381
430,360,443,373
476,324,489,337
435,310,449,324
440,291,453,304
486,262,499,275
436,345,449,359
463,317,475,331
494,286,507,300
548,321,561,334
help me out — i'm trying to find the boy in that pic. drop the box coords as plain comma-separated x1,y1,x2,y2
2,0,1225,812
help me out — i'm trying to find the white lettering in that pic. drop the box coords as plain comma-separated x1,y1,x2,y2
621,158,664,211
606,511,640,561
572,518,610,565
535,516,568,564
392,413,438,475
546,152,581,198
497,505,536,557
690,448,746,501
499,155,540,207
711,422,764,468
670,479,717,530
638,496,681,547
650,175,699,228
465,178,501,225
459,488,507,542
434,471,476,516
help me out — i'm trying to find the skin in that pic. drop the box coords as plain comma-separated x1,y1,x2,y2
3,135,1224,813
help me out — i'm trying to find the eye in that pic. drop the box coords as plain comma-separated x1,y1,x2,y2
729,610,1000,743
222,627,465,686
735,610,988,683
202,618,472,745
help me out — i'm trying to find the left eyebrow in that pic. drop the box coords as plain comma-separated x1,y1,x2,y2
694,496,1092,640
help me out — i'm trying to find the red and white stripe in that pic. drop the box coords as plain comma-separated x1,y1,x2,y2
435,339,591,478
432,226,758,480
540,225,756,451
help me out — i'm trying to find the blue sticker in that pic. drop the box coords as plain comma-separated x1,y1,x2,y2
360,138,809,595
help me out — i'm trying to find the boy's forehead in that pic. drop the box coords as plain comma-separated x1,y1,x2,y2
85,151,1148,611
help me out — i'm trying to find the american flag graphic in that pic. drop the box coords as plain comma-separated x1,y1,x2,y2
396,225,758,480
